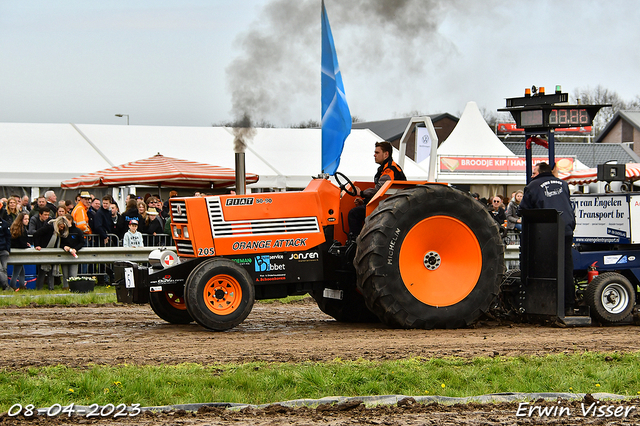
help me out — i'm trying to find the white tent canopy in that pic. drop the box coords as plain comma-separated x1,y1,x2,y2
0,123,112,187
434,101,523,185
437,101,517,157
0,123,429,192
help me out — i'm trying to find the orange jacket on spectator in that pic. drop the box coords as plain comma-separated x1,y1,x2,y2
72,202,91,234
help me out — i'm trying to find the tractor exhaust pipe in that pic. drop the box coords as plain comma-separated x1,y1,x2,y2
235,152,246,195
232,113,255,196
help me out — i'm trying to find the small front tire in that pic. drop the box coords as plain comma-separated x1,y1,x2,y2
185,258,255,331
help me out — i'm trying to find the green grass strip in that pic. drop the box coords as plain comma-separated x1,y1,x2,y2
0,287,118,306
1,353,640,410
0,290,308,307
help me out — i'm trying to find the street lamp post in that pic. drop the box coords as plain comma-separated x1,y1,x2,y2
115,114,129,125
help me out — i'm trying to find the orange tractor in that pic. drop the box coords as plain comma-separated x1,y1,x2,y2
115,172,505,331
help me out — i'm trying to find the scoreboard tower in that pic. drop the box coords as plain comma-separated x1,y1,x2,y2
499,85,610,183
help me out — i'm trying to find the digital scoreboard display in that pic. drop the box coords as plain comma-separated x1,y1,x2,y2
499,91,609,131
503,106,604,130
548,108,590,126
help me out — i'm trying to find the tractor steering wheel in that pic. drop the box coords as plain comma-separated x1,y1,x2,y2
335,172,358,196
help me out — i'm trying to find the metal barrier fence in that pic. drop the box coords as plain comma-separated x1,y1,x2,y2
7,247,155,288
10,232,170,287
8,247,154,264
83,233,173,248
80,233,173,275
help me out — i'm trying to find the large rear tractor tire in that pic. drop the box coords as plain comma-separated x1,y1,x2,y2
585,272,635,324
354,184,504,329
185,258,255,331
149,290,194,324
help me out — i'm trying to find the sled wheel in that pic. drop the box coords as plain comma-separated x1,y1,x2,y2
185,258,255,331
354,184,504,329
311,286,379,323
586,272,635,323
149,290,193,324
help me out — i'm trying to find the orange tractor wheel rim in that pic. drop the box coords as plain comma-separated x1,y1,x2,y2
204,274,242,315
399,216,482,307
165,292,187,310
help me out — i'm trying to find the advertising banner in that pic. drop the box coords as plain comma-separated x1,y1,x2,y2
496,123,592,134
439,156,575,173
571,194,631,244
231,249,324,284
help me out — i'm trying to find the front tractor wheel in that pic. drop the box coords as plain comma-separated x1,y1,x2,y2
149,290,193,324
586,272,635,324
354,184,504,329
185,258,255,331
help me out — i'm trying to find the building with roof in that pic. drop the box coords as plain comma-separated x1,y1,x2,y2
596,110,640,156
352,113,458,160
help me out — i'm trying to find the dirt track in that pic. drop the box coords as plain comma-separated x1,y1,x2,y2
2,300,640,425
2,300,639,368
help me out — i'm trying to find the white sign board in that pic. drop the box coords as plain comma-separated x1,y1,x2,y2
630,195,640,244
124,267,136,289
416,127,432,164
571,194,631,244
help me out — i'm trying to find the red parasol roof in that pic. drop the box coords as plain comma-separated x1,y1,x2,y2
61,154,259,189
560,163,640,185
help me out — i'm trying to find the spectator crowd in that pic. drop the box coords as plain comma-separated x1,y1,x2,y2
470,190,524,238
0,190,177,291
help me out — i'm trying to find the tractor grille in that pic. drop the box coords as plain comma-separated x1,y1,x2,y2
207,197,320,238
175,240,194,255
171,201,188,223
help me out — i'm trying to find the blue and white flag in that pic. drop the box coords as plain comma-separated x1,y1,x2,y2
321,0,351,175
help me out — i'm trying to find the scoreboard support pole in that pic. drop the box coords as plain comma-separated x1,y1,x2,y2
524,129,555,185
549,129,555,170
525,132,533,183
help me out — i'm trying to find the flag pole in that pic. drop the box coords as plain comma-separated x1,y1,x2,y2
321,0,351,176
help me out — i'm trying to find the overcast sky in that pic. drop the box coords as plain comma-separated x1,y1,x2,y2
1,0,639,128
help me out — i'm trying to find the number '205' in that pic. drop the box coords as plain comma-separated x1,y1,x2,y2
198,247,215,256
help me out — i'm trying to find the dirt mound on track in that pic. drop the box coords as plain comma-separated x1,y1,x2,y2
2,301,640,425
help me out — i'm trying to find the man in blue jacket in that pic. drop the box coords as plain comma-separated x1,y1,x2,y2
519,161,576,314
